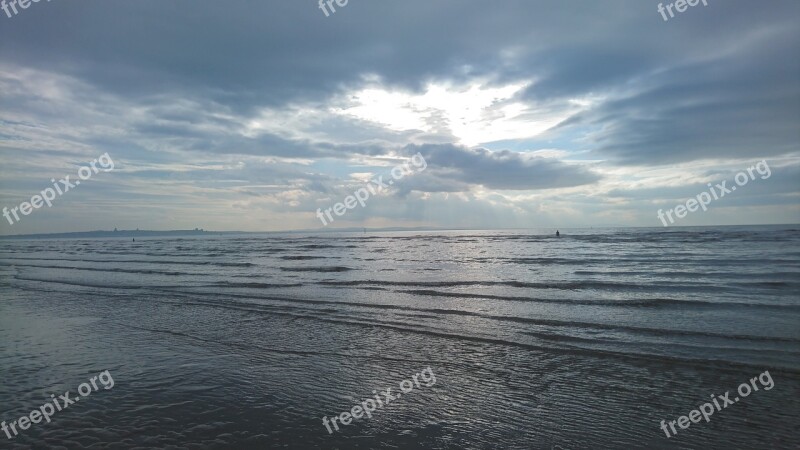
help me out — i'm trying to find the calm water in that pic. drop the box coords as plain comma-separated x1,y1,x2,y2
1,226,799,448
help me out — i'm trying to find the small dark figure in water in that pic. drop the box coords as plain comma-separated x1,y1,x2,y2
556,230,560,237
132,238,135,242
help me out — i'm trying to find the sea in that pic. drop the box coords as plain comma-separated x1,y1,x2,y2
1,225,798,449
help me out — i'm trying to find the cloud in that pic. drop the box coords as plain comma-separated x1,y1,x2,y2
1,0,798,233
561,24,800,165
400,144,600,191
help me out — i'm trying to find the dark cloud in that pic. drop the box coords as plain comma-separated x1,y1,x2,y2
559,26,800,164
2,1,797,163
401,144,600,191
1,0,798,232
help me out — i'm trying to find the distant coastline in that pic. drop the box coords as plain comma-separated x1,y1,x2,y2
0,226,451,240
0,228,218,240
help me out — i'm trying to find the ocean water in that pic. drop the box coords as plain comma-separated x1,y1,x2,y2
1,225,798,448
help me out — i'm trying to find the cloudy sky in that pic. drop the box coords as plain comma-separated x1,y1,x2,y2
1,0,798,234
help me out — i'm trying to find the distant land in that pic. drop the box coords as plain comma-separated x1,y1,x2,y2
0,226,462,240
0,228,215,240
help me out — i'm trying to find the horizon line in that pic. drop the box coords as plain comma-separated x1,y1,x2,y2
1,223,799,239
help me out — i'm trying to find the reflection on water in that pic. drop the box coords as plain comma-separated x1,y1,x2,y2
1,226,799,448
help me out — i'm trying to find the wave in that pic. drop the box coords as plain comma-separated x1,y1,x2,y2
13,276,158,290
280,266,354,272
206,281,304,289
392,288,799,310
0,256,254,267
1,263,192,276
295,244,358,249
278,255,331,260
150,288,800,344
152,291,800,374
0,256,255,267
317,279,694,291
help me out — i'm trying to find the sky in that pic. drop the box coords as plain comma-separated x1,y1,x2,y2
1,0,798,234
